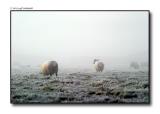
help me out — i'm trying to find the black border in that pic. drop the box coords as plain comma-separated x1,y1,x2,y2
10,10,151,105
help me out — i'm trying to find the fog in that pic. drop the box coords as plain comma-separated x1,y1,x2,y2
11,11,149,70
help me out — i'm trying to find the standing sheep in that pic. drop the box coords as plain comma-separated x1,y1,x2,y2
130,61,139,69
41,61,58,76
93,59,104,72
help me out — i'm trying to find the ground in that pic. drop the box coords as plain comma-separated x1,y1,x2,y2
11,68,149,104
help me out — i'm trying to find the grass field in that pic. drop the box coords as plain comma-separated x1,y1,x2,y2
11,67,149,104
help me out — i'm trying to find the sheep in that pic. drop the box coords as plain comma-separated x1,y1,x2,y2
93,59,104,72
130,61,139,69
41,61,58,76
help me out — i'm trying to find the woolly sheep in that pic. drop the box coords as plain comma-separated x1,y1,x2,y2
41,61,58,76
93,59,104,72
130,62,139,69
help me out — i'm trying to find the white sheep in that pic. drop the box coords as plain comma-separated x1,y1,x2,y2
41,61,58,76
93,59,104,72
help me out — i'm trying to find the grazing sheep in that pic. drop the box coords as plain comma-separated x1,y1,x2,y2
93,59,104,72
41,61,58,76
130,62,139,69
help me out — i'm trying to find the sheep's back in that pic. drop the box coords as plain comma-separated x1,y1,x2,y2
95,61,104,71
48,61,58,73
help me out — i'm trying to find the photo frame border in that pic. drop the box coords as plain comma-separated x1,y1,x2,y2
10,10,151,105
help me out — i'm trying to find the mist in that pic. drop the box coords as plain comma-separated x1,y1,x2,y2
11,11,149,70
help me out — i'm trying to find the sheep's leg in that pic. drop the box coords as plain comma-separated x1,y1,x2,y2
56,73,58,76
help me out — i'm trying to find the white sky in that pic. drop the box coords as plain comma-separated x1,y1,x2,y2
11,11,149,68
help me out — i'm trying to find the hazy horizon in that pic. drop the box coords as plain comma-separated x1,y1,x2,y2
11,11,149,69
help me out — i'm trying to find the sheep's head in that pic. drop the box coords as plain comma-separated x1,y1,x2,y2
93,59,99,64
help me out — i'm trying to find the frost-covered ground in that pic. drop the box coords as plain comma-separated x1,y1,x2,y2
11,67,149,104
